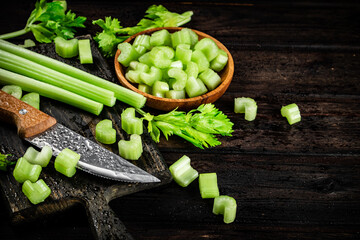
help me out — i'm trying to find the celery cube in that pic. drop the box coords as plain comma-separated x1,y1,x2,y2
138,84,152,94
117,42,140,67
194,38,219,62
175,44,192,64
121,108,143,135
138,52,153,66
118,134,143,160
199,173,220,199
149,47,173,69
168,68,187,90
95,119,117,144
191,50,209,73
166,89,186,99
185,76,208,98
210,49,228,72
169,155,198,187
171,29,192,47
54,148,80,177
54,37,79,58
185,61,199,79
182,28,199,47
21,92,40,109
140,66,163,86
152,81,169,98
24,146,52,167
170,60,183,69
78,39,93,64
2,85,22,99
150,29,172,47
281,103,301,125
234,97,257,121
199,68,221,90
133,34,151,49
213,195,237,224
13,157,42,183
22,179,51,205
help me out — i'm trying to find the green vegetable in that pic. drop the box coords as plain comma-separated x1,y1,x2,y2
121,108,143,135
152,81,169,98
0,49,116,107
198,68,221,91
199,173,220,199
168,68,187,90
22,179,51,205
234,97,257,121
150,29,172,47
138,103,233,149
54,36,79,58
1,85,22,99
281,103,301,125
18,39,36,48
23,146,52,167
13,157,42,183
213,195,237,224
117,42,140,67
210,49,228,72
78,39,93,64
171,28,192,47
95,119,117,144
169,155,198,187
176,44,192,64
148,47,173,69
54,148,80,177
194,38,219,62
92,4,193,57
0,39,146,109
0,0,86,43
118,134,143,160
191,50,209,73
140,66,163,86
138,84,152,94
21,92,40,109
165,89,185,99
0,153,14,171
0,68,103,115
185,76,208,98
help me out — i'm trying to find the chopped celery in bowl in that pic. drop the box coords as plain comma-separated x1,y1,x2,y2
114,27,234,111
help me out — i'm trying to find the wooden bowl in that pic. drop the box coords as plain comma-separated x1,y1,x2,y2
114,27,234,111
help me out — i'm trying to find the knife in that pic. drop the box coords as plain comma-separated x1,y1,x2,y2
0,90,160,183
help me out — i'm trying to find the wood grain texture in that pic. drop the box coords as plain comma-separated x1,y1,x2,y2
0,1,359,240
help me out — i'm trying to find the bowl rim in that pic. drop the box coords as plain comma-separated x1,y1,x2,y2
114,27,234,108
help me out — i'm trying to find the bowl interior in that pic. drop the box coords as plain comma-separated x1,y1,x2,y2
114,27,234,111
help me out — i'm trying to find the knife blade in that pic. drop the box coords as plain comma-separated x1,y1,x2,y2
0,90,160,183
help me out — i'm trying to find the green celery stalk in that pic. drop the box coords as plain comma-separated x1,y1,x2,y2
118,134,143,160
199,173,220,199
169,155,198,187
0,39,146,109
0,68,103,115
95,119,117,144
78,39,93,64
0,50,116,107
22,179,51,205
13,157,42,183
213,195,237,224
54,148,80,177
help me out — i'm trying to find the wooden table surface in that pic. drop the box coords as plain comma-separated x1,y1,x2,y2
1,1,359,239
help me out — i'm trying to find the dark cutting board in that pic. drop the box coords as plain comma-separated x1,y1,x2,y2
0,35,172,240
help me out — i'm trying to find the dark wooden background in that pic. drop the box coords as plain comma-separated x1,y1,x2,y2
1,0,360,239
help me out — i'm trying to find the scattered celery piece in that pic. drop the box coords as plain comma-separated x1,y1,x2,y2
1,85,22,99
150,29,172,47
24,146,52,167
54,37,79,58
281,103,301,125
166,89,185,99
22,179,51,205
152,81,169,98
121,108,143,135
78,39,93,64
0,69,103,115
95,119,117,144
13,157,42,183
234,97,257,121
191,50,209,73
210,49,228,72
54,148,80,177
199,68,221,90
18,39,36,48
194,38,219,62
117,42,140,67
21,92,40,109
0,39,146,109
199,173,220,199
213,195,237,224
169,155,198,187
168,68,187,90
118,134,143,160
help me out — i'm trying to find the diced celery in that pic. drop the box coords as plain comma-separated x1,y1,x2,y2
168,68,187,90
210,49,228,72
148,47,172,69
150,29,172,47
182,28,199,47
170,60,183,69
171,29,192,48
54,37,79,58
118,134,143,160
78,39,93,64
185,61,199,79
2,85,22,99
234,97,257,121
213,195,237,224
194,38,219,62
133,34,151,49
138,84,152,94
140,66,163,86
134,45,147,55
138,52,153,66
13,157,42,183
152,81,169,98
121,108,143,135
125,62,150,84
169,155,198,187
24,146,52,167
175,44,192,64
21,92,40,109
54,148,80,177
117,42,140,67
185,76,208,98
166,89,186,99
129,61,140,70
191,50,209,73
95,119,117,144
22,179,51,205
281,103,301,125
199,68,221,90
199,173,220,199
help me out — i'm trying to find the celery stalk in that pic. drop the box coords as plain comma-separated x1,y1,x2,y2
0,50,116,107
0,39,146,109
0,68,103,115
78,39,93,64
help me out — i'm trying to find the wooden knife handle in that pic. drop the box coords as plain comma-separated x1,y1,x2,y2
0,90,56,138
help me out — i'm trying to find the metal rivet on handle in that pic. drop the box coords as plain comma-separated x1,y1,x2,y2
19,109,28,115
